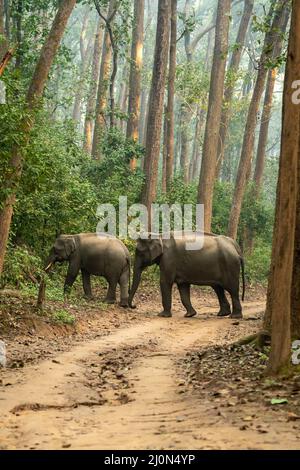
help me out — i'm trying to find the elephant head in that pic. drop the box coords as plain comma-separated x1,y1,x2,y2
128,236,163,308
45,235,76,272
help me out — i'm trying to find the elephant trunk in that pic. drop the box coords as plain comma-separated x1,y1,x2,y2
128,260,143,309
44,253,56,273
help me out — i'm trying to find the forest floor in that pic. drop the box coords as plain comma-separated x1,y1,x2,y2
0,284,300,450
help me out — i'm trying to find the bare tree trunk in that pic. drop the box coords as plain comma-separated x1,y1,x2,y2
227,0,290,240
83,19,103,154
139,88,147,144
180,110,190,183
291,159,300,340
0,0,7,59
253,10,289,194
127,0,145,170
189,106,205,181
162,105,168,193
266,0,300,374
72,9,92,125
92,0,116,160
0,0,76,276
4,0,9,39
142,0,170,213
216,0,254,177
179,0,192,183
197,0,231,231
164,0,177,189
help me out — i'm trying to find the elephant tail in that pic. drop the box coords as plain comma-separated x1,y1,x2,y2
126,256,131,294
240,256,245,302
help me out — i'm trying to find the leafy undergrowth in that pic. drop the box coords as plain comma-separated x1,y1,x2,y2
182,343,300,421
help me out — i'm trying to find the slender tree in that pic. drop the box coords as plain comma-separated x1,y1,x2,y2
0,0,7,59
72,8,93,125
0,0,76,276
127,0,145,170
197,0,231,231
162,0,177,190
179,0,193,184
216,0,254,176
253,9,289,194
92,0,116,160
83,18,103,154
142,0,170,214
266,0,300,374
227,0,290,240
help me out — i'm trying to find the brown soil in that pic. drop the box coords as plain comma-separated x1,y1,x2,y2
0,285,299,450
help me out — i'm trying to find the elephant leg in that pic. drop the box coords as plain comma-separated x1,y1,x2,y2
214,286,231,317
64,264,79,297
81,269,93,300
228,287,243,319
158,279,173,318
105,278,117,304
119,270,129,308
177,283,197,318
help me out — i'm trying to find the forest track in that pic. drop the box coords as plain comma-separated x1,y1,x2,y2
0,297,299,450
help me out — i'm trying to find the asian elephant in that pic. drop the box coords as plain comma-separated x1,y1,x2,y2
45,233,130,307
128,232,245,319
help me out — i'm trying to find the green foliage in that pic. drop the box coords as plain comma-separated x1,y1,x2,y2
245,242,272,285
176,62,209,106
82,128,145,207
1,245,42,289
11,112,98,254
51,309,75,325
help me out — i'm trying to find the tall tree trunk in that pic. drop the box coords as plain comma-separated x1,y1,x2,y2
266,0,299,374
291,157,300,340
0,0,7,59
162,0,177,189
127,0,145,170
83,18,103,154
72,9,92,125
179,0,192,183
0,0,76,277
253,10,289,194
4,0,9,39
227,0,290,240
92,0,116,161
116,54,128,131
162,105,168,193
216,0,254,177
189,106,205,181
141,0,170,213
14,0,22,70
197,0,231,231
139,87,147,144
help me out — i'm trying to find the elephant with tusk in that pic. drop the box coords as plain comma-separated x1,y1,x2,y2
45,233,131,307
128,232,245,319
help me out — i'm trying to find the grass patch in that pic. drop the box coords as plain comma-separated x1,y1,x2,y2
51,309,75,325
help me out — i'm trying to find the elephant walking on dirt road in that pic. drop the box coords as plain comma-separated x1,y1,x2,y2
128,232,245,319
45,233,130,307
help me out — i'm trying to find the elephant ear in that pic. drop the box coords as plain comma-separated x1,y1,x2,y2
61,236,76,257
148,238,163,262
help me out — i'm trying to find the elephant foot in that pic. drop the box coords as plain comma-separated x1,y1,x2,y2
84,295,95,302
158,311,172,318
119,299,129,308
103,298,116,305
230,312,243,319
217,310,231,317
184,310,197,318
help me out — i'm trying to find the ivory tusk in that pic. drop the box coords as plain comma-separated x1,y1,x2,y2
45,262,53,272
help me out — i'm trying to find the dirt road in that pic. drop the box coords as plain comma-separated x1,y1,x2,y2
0,293,299,450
